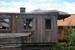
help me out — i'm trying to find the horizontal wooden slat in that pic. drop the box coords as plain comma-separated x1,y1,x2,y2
0,33,31,38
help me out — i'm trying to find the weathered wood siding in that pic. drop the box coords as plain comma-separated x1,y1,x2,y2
0,48,21,50
0,13,58,43
15,14,58,43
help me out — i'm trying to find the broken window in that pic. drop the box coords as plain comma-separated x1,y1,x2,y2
0,15,11,33
45,19,51,29
24,18,33,30
0,19,10,29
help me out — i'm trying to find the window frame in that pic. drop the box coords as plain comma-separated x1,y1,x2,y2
23,17,35,31
45,18,51,30
0,15,11,33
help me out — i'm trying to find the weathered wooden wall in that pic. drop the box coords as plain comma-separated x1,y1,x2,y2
0,48,21,50
0,13,58,43
0,13,58,50
15,14,58,43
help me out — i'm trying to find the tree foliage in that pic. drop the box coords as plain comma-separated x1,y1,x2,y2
52,26,75,50
64,26,75,45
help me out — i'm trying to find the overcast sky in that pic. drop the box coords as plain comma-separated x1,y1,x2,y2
0,0,75,14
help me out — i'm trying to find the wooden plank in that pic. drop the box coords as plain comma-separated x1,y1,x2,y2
11,15,17,33
0,33,31,38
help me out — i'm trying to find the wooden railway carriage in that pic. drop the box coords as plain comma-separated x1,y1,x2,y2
0,8,70,50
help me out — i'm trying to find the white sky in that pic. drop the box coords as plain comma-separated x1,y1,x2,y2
0,0,75,14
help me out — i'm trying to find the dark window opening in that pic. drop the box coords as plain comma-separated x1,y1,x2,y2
24,18,33,30
72,26,75,28
32,49,40,50
0,26,9,29
58,26,63,29
45,19,51,29
2,26,6,29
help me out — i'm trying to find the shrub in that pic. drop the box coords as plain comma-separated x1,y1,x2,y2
52,43,75,50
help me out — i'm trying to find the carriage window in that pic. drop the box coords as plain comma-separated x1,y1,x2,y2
0,15,10,33
0,19,10,29
45,19,51,29
24,18,33,30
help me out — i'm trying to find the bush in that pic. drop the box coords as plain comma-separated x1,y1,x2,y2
69,46,75,50
52,43,66,50
52,43,75,50
52,27,75,50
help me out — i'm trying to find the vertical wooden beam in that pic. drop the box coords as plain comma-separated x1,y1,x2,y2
51,15,58,42
11,15,17,33
20,36,25,50
16,15,24,33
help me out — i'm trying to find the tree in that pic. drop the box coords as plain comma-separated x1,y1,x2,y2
52,26,75,50
64,26,75,46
